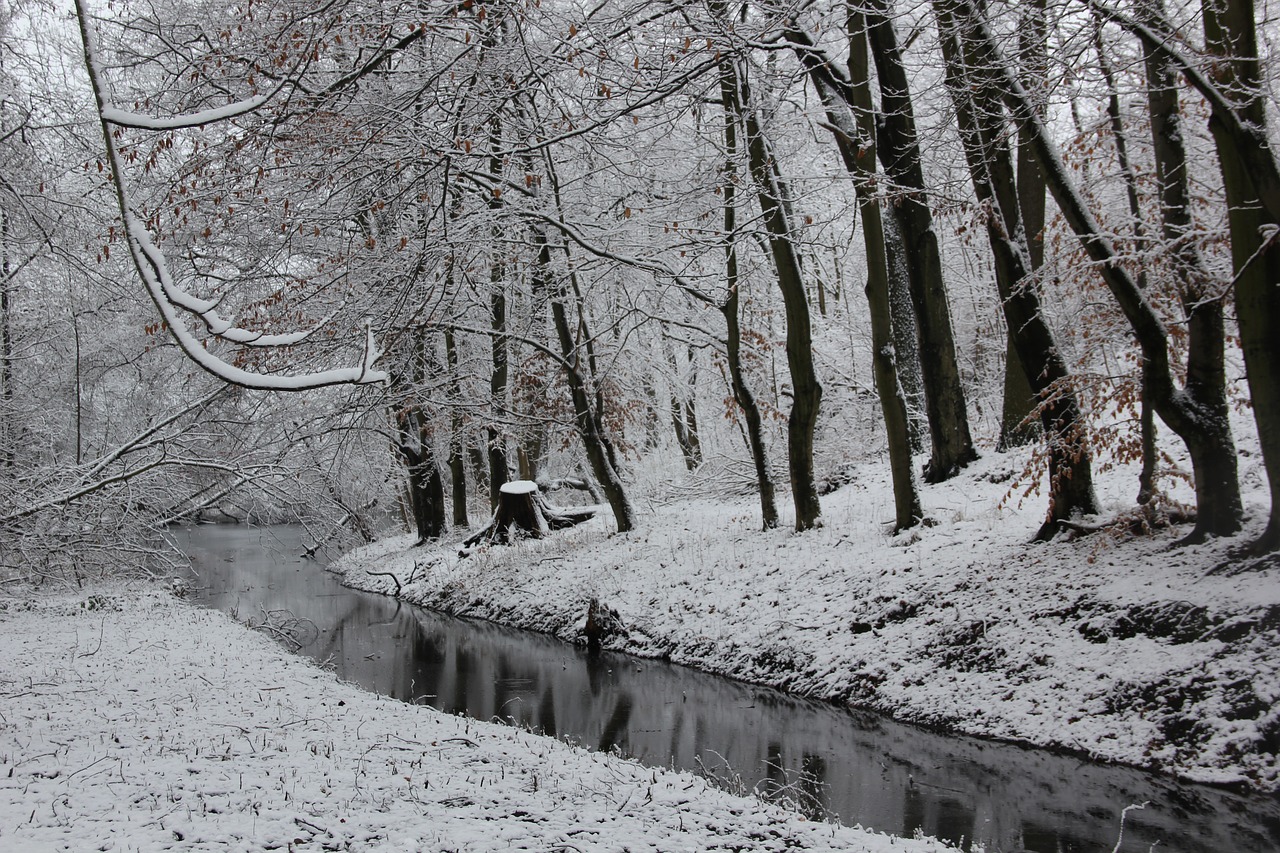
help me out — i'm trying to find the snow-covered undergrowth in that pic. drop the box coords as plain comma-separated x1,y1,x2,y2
0,587,955,852
336,449,1280,793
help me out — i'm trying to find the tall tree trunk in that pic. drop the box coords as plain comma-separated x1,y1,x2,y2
864,0,977,482
947,0,1245,542
468,444,488,496
783,19,922,530
1137,0,1239,537
1093,15,1159,506
532,144,639,533
396,328,447,543
718,58,779,529
935,0,1100,537
727,58,823,531
846,6,924,530
666,342,703,471
529,228,637,532
1199,0,1277,549
882,212,927,453
0,203,11,469
1000,0,1047,451
487,118,510,509
397,406,447,543
683,347,702,466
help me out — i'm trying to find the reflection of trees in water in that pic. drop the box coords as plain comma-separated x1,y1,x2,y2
449,646,474,717
764,742,785,797
1021,820,1090,853
798,753,828,822
585,654,611,697
902,784,978,849
538,687,556,738
597,693,634,753
492,652,525,725
666,705,685,763
405,620,447,705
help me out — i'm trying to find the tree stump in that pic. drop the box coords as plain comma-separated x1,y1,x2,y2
461,480,595,552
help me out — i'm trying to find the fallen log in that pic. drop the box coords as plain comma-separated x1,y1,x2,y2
461,480,595,553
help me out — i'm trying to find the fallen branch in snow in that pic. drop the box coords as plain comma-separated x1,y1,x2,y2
241,607,318,651
366,560,430,596
76,620,105,658
366,570,403,596
1053,503,1194,539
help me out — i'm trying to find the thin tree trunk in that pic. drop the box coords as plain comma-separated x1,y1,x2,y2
846,5,924,530
468,444,488,496
683,347,702,465
718,57,779,528
1093,15,1159,506
443,327,469,528
666,342,703,471
487,115,510,509
529,229,637,532
0,204,12,469
727,57,823,531
669,393,697,471
1000,0,1046,451
528,143,639,533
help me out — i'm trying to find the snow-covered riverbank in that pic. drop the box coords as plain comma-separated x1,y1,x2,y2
0,587,955,852
336,450,1280,794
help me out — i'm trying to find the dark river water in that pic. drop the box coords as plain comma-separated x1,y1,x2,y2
175,524,1280,853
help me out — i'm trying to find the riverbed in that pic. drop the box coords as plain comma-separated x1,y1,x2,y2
178,524,1280,853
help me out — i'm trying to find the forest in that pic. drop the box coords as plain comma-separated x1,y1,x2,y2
3,0,1279,570
2,0,1280,847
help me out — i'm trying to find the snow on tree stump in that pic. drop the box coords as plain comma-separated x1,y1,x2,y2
460,480,596,554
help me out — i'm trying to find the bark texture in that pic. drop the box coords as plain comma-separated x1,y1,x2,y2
864,0,977,482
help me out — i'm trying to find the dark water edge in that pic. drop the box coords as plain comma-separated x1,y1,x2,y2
175,524,1280,853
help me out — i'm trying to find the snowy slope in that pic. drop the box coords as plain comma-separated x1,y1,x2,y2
336,449,1280,793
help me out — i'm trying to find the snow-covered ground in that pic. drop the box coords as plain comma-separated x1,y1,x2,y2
0,586,957,852
335,448,1280,794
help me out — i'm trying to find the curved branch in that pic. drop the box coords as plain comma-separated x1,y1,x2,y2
75,0,387,391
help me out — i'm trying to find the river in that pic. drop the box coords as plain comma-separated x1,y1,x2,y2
175,524,1280,853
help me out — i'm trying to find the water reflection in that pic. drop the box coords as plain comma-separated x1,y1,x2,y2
176,525,1280,853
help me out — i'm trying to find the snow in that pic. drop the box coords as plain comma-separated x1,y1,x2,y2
0,588,955,852
335,447,1280,794
501,480,539,495
100,95,272,131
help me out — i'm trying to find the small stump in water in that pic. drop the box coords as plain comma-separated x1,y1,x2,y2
461,480,595,553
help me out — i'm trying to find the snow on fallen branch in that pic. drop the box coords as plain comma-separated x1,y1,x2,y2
73,0,388,391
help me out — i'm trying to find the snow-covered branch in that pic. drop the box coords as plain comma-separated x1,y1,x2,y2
74,0,387,391
99,95,272,131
